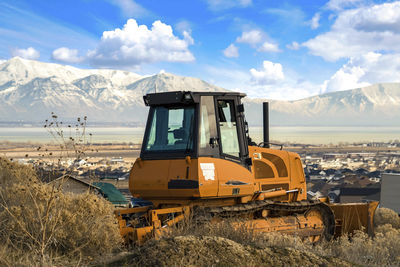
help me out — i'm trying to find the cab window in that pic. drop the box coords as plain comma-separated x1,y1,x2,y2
217,100,240,158
144,106,195,152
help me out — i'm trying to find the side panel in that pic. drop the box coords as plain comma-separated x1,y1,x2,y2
129,158,199,199
248,146,307,201
130,150,307,201
249,146,290,195
198,157,253,197
288,153,307,201
167,159,200,198
129,159,169,198
130,157,253,199
197,157,219,197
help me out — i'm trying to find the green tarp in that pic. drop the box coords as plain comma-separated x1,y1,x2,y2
92,182,128,205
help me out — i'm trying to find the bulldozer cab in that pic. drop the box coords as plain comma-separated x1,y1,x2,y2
141,91,251,168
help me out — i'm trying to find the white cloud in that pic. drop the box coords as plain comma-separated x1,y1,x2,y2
310,13,320,29
236,30,263,45
11,47,40,60
263,6,306,23
250,60,284,85
350,4,400,33
286,41,300,50
52,47,83,63
87,19,195,68
322,65,368,93
204,64,320,100
110,0,149,17
236,30,280,52
304,2,400,61
223,44,239,58
247,82,321,100
258,41,280,52
176,20,192,34
326,0,364,11
323,52,400,93
0,59,6,65
183,31,194,45
175,21,194,45
245,50,400,100
205,0,252,11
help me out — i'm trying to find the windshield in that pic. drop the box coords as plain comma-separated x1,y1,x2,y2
143,106,195,152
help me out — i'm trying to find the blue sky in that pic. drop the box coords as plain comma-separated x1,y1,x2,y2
1,0,400,100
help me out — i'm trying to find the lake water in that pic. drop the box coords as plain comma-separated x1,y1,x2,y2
1,126,400,145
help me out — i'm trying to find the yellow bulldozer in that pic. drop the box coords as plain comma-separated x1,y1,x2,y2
115,91,378,244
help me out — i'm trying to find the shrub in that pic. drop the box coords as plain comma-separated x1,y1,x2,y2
0,157,123,266
374,207,400,229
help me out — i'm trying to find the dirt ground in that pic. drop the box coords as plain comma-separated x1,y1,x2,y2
107,235,354,267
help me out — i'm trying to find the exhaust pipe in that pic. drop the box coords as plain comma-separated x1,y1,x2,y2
263,102,269,148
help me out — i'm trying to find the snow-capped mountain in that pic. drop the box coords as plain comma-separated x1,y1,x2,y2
0,57,142,86
1,57,400,126
244,83,400,126
0,57,226,123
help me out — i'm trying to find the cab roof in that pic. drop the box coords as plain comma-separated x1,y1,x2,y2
143,91,246,106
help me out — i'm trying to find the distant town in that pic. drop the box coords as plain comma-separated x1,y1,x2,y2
3,140,400,208
291,141,400,204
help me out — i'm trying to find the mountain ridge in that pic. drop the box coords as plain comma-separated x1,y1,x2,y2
1,57,399,126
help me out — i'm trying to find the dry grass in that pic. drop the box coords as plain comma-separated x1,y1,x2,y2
114,219,350,267
116,207,400,267
116,235,353,267
374,207,400,228
2,157,400,266
0,157,123,267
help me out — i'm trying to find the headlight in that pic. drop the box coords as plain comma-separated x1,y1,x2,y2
183,92,192,100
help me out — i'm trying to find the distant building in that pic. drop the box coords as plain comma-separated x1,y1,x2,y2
110,157,124,164
49,175,129,207
49,175,99,195
323,153,346,160
74,159,87,167
338,185,380,203
327,188,340,203
380,173,400,214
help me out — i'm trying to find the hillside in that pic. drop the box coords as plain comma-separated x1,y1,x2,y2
1,158,400,266
1,57,400,126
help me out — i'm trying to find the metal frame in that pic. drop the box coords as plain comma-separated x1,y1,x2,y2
115,206,191,244
214,95,250,168
140,91,249,163
140,104,199,160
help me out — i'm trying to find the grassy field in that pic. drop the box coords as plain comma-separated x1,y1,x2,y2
1,157,400,267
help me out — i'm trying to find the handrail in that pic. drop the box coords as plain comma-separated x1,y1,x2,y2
258,142,283,150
